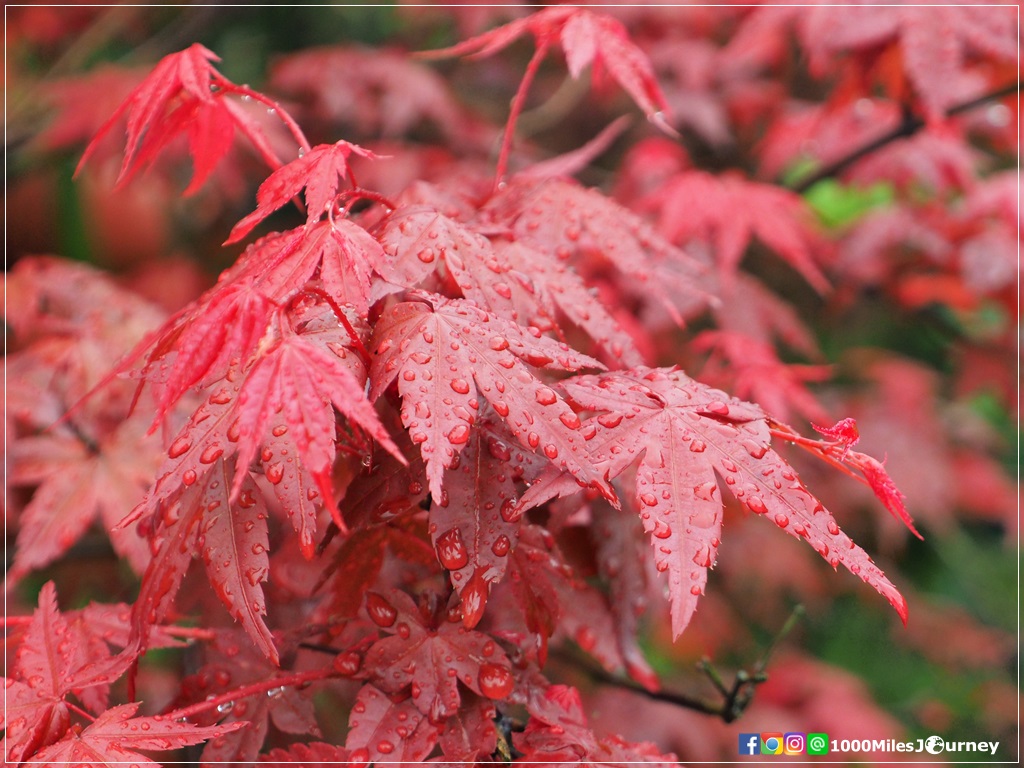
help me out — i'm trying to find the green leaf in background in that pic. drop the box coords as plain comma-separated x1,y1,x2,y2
804,179,894,229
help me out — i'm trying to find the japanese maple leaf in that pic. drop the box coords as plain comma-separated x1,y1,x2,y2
483,177,711,323
232,320,404,533
369,295,608,502
429,420,537,626
438,694,499,762
77,44,283,194
132,220,384,426
30,702,242,767
521,367,910,638
3,583,73,763
508,524,625,671
642,170,830,293
2,583,135,763
426,6,673,131
227,139,379,243
259,741,364,766
117,453,278,667
346,684,438,764
375,204,641,367
801,5,1018,121
592,500,659,691
6,415,162,584
515,684,678,767
361,590,515,721
374,204,521,316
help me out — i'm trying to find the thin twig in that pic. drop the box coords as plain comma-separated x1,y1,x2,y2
791,82,1021,194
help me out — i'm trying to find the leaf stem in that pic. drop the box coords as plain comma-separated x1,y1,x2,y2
215,79,313,158
494,39,551,191
791,81,1021,193
164,666,335,722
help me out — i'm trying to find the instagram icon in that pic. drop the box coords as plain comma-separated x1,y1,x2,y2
784,733,806,755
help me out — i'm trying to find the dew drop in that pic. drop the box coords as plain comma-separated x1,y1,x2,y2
773,513,789,527
478,662,514,699
689,440,706,453
366,592,398,627
747,496,768,514
535,387,557,405
448,424,471,444
491,534,511,557
436,527,469,570
265,462,284,484
182,469,197,486
168,437,192,459
199,445,224,464
450,378,471,394
827,521,840,535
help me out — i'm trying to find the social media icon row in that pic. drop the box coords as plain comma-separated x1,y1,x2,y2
738,732,828,755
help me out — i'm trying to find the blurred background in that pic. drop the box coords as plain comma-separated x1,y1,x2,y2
6,4,1019,764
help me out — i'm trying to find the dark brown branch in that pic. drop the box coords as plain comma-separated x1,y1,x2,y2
791,81,1021,194
556,604,805,723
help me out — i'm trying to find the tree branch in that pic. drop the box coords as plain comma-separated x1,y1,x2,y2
791,82,1021,194
556,604,804,723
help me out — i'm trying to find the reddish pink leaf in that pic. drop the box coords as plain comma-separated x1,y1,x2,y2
346,684,438,763
362,590,514,720
233,329,403,528
259,741,363,766
31,702,243,767
199,457,277,664
643,170,830,293
227,140,379,243
77,44,284,193
428,421,524,625
515,683,678,766
528,368,908,635
484,177,710,323
426,7,673,130
369,296,607,502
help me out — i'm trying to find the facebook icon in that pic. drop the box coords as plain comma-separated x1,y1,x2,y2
739,734,761,755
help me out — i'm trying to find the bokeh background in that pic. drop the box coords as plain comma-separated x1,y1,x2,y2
6,5,1019,764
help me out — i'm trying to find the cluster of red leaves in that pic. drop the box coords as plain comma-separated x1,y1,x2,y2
6,3,1016,764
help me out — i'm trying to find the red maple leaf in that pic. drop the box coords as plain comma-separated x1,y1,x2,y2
30,702,242,767
259,741,363,766
7,416,160,583
507,524,625,671
426,6,673,131
483,176,711,324
77,44,285,194
2,583,135,763
515,684,678,766
345,684,438,763
428,420,533,626
369,294,609,503
361,590,515,721
226,140,380,243
268,46,470,143
642,169,830,293
801,5,1018,121
232,315,404,534
521,367,910,637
